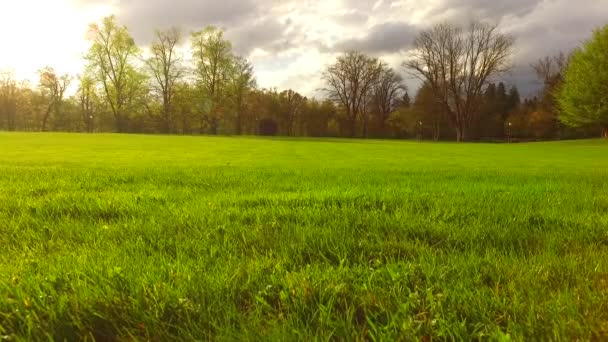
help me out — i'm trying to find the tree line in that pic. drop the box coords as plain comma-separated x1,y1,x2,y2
0,17,606,141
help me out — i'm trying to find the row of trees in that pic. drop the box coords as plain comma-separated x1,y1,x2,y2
0,17,606,140
84,18,257,135
387,81,520,141
320,21,604,141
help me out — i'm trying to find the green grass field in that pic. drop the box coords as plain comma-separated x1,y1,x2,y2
1,133,607,340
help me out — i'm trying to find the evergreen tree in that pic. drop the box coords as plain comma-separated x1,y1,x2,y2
507,86,521,113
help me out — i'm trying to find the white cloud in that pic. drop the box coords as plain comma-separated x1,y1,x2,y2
0,0,606,98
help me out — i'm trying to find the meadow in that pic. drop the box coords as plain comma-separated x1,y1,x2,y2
0,132,607,340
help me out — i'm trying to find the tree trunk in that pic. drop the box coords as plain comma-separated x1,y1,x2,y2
455,121,467,142
235,112,242,135
378,117,385,138
116,115,128,133
199,115,205,135
287,118,293,136
602,126,608,139
181,111,188,135
41,105,52,132
350,118,357,138
210,118,218,135
82,113,92,133
163,120,170,134
433,123,440,141
7,108,16,131
162,106,171,134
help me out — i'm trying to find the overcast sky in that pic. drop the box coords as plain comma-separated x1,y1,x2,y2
1,0,607,97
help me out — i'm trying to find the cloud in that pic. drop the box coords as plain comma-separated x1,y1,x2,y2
66,0,608,98
325,21,418,54
228,17,302,56
114,0,260,44
428,0,544,23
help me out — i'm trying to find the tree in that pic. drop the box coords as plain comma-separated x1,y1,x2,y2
404,21,514,141
532,52,567,87
259,118,278,136
0,71,18,131
322,51,383,137
279,89,306,136
507,86,520,113
401,92,411,108
14,84,42,131
414,82,447,141
371,66,406,137
230,56,256,135
496,83,508,120
38,67,71,131
86,16,146,132
77,75,97,133
558,25,608,138
191,26,234,135
305,99,335,137
146,27,184,134
530,52,568,138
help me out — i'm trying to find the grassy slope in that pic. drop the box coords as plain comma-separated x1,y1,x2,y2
0,133,607,340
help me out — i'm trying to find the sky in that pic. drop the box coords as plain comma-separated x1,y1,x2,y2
0,0,607,98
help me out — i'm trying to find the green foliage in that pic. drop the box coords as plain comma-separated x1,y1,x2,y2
1,133,607,340
278,90,306,136
37,67,71,131
145,28,184,134
191,26,235,134
558,25,608,132
0,72,21,132
85,16,147,133
230,57,256,135
304,99,335,137
76,75,99,133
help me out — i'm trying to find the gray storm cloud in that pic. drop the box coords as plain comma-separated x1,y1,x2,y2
77,0,608,97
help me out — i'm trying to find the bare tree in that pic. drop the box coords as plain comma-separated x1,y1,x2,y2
529,52,571,138
372,66,406,136
146,27,184,134
404,22,514,141
532,52,568,86
38,67,71,131
323,51,383,137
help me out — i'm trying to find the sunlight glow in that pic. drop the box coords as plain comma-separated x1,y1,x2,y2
0,0,112,83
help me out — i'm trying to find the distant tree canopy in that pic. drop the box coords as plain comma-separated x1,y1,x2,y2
558,25,608,138
0,16,605,141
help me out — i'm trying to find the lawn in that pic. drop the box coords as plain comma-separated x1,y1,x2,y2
0,132,607,340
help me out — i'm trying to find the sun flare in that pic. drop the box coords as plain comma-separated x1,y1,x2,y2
0,0,112,82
